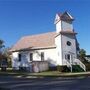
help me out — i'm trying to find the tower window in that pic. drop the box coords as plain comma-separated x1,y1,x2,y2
67,41,71,46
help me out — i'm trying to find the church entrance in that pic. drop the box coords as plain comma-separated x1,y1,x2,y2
65,52,75,72
65,52,74,65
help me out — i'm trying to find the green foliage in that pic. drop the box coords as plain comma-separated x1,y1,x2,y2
3,48,12,67
57,65,61,71
72,65,84,72
49,66,57,71
0,39,5,60
84,63,90,71
57,65,70,72
0,39,11,68
0,39,4,49
79,49,86,61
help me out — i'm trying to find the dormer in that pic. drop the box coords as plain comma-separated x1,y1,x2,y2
54,11,74,33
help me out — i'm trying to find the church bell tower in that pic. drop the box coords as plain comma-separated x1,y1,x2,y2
55,11,77,65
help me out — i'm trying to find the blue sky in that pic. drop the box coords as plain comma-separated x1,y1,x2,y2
0,0,90,54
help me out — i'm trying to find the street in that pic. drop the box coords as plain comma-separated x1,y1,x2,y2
0,75,90,90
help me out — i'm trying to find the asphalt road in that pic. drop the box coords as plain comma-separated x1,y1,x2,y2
0,75,90,90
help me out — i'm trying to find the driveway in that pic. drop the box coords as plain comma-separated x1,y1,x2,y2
0,75,90,90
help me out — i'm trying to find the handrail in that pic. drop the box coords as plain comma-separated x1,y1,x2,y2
65,60,71,67
85,57,90,62
74,59,86,71
65,59,73,72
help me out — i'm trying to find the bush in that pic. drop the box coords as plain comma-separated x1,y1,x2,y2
8,59,12,68
49,65,70,72
49,66,57,71
57,65,70,72
57,65,62,72
85,63,90,71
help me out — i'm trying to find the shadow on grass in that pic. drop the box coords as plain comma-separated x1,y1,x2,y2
0,69,90,79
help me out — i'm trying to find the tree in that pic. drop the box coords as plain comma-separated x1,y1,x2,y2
79,49,86,62
0,39,4,49
0,39,5,60
3,48,11,67
0,39,11,68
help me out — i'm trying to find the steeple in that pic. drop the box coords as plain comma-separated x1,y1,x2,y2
54,11,74,33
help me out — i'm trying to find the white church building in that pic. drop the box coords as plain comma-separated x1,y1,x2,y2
10,11,86,72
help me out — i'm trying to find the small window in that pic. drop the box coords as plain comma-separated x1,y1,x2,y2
30,53,33,61
67,54,70,60
41,52,44,61
65,54,70,61
67,41,71,46
18,54,21,61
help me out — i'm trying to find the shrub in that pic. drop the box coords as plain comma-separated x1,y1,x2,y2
49,66,57,71
85,63,90,71
57,65,70,72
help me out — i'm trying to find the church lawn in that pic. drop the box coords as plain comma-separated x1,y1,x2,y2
0,68,90,78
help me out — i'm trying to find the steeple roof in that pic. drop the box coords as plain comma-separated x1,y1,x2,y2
54,11,74,24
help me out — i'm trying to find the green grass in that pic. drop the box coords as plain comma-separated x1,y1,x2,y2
32,71,90,77
0,68,90,78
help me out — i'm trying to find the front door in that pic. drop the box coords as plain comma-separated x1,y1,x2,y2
65,52,74,72
65,52,74,64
